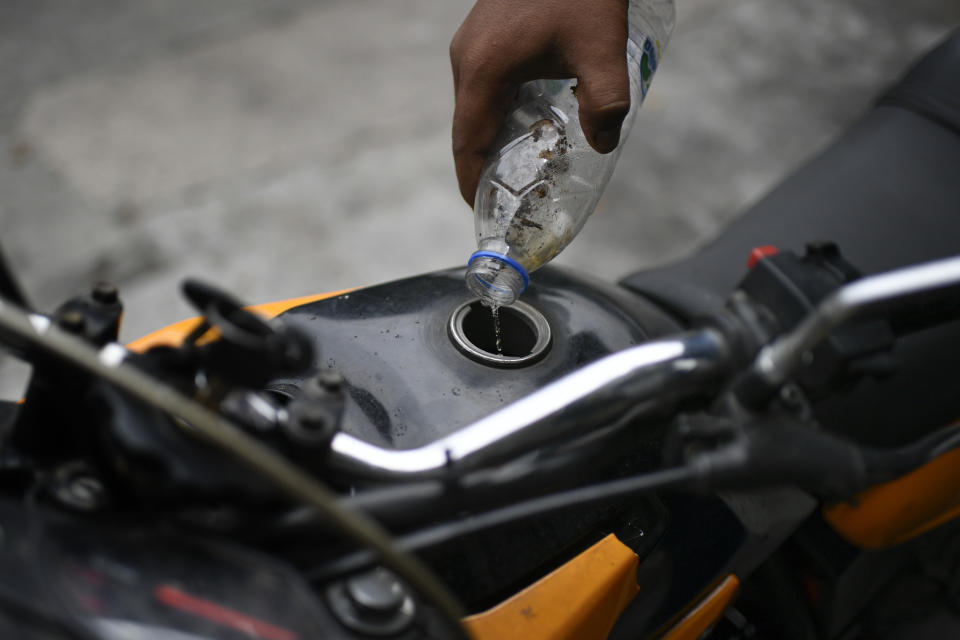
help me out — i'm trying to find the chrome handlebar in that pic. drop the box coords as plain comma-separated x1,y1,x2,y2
330,254,960,480
329,329,731,480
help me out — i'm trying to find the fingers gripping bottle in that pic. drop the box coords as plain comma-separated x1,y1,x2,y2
465,0,676,306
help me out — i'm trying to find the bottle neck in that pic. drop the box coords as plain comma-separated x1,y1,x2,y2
465,252,529,307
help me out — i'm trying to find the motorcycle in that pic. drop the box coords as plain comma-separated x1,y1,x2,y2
0,28,957,640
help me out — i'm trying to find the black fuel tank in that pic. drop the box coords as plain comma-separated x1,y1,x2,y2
270,267,751,617
271,265,679,451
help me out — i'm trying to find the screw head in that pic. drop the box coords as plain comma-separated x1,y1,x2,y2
284,402,337,446
318,371,344,392
297,403,330,431
346,567,407,615
302,372,345,399
326,567,415,636
91,282,119,304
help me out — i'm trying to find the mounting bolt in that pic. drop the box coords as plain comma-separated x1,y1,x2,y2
302,372,345,400
318,371,344,392
91,281,119,305
284,401,338,446
297,403,330,431
283,372,346,447
327,567,416,636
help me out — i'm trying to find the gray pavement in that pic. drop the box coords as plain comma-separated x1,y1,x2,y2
1,0,958,397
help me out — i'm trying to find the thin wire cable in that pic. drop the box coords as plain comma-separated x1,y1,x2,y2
310,465,695,582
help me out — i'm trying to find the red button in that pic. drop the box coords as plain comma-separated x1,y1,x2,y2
747,245,778,269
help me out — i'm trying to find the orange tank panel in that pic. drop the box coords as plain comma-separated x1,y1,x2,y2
126,289,354,352
463,534,640,640
824,447,960,549
657,574,740,640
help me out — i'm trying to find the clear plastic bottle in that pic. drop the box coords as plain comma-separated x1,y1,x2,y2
465,0,676,307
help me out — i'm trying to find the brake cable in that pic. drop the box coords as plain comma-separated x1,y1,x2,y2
310,417,960,583
310,465,697,582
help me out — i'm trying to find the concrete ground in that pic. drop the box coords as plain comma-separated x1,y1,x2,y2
1,0,958,397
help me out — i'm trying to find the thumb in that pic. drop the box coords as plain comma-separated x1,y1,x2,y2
573,44,631,154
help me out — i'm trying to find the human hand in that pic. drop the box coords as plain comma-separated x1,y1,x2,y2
450,0,630,205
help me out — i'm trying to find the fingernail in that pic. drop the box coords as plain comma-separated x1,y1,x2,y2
595,127,620,152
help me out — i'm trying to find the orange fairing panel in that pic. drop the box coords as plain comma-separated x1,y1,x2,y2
659,575,740,640
824,448,960,549
126,290,354,352
463,534,640,640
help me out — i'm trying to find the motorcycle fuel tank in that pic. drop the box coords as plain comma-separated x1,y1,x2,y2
269,265,680,452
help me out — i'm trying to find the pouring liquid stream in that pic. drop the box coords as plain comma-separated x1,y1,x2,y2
479,300,504,355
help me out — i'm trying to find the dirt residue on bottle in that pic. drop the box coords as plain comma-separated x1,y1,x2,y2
529,119,555,142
